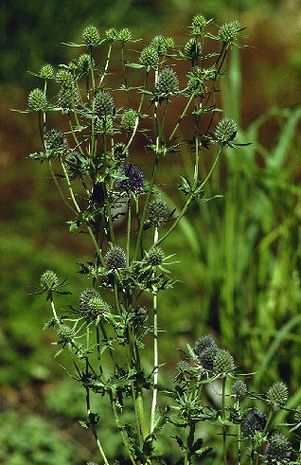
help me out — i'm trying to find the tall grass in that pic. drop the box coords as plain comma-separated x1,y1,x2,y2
168,46,301,389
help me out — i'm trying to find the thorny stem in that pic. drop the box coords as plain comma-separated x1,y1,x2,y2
126,199,132,266
86,387,110,465
99,44,113,87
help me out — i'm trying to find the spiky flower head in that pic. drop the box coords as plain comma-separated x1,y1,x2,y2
184,38,202,61
94,90,115,118
77,54,94,73
190,15,208,36
218,21,241,46
82,25,101,47
118,28,132,43
40,64,54,79
155,68,179,98
265,433,293,464
194,335,218,371
57,324,74,344
114,143,128,161
57,86,79,109
150,35,174,55
118,163,144,193
146,247,165,266
105,28,119,41
267,381,288,410
187,66,218,95
45,129,68,153
241,409,266,437
105,246,126,270
177,360,190,372
28,88,47,111
40,270,59,292
214,117,237,146
121,109,137,132
198,347,217,371
232,379,247,400
194,335,217,356
79,289,108,319
139,46,159,69
213,349,236,375
133,307,148,328
148,198,170,227
56,69,75,88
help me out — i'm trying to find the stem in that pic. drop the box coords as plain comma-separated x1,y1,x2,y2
126,199,132,266
99,44,112,87
150,227,159,432
50,299,60,324
168,94,194,142
111,395,137,465
222,376,227,465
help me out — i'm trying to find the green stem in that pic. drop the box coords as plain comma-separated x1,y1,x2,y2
222,376,227,465
126,199,132,266
111,395,137,465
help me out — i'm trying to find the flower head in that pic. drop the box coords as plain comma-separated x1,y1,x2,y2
28,88,47,111
267,381,288,410
105,246,126,270
118,163,144,193
82,25,101,47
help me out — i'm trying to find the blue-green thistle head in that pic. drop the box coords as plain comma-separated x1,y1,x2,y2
118,163,144,193
232,379,247,400
241,409,266,437
139,46,160,69
213,349,236,375
28,88,47,111
218,21,241,46
150,35,174,55
94,90,115,118
105,246,126,270
265,433,293,464
148,199,170,227
82,25,101,47
121,109,137,132
155,68,179,98
40,64,54,79
267,381,288,410
40,270,59,293
214,117,237,146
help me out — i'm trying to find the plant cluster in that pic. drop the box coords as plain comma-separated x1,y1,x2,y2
20,14,301,465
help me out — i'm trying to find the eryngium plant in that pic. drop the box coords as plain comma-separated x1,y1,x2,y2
20,15,301,465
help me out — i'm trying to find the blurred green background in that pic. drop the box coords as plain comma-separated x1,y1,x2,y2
1,0,301,463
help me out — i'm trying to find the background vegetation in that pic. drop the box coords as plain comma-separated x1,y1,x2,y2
1,0,301,463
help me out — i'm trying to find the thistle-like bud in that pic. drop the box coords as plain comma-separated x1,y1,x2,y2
105,246,126,270
150,35,174,55
184,38,202,61
40,64,54,79
214,118,237,146
94,90,115,118
56,70,74,88
177,360,190,372
265,433,293,464
82,25,101,47
241,409,266,437
118,163,144,193
218,21,241,46
45,129,68,153
57,86,80,109
213,349,236,375
118,28,132,42
267,381,288,410
198,347,217,371
114,143,128,161
139,46,159,69
105,28,119,41
190,15,208,36
57,324,74,344
28,88,47,111
40,270,59,292
155,68,179,98
194,335,217,356
146,247,165,266
121,109,137,132
232,379,247,400
79,289,108,319
133,307,148,328
148,199,170,227
77,54,94,73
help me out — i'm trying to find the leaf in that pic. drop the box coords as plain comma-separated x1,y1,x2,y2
194,446,213,457
173,435,185,450
125,62,144,69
